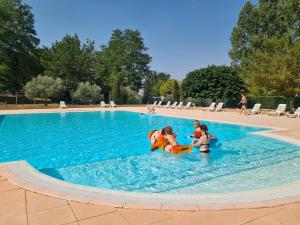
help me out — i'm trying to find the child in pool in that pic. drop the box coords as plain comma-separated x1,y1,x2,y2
191,125,217,153
189,120,201,139
162,126,180,153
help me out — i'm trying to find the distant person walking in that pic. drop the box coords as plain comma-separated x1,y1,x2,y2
238,94,247,115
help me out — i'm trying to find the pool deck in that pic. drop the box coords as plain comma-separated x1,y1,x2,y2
1,106,300,225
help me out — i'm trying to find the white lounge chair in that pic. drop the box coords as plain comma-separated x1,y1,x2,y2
110,101,117,107
171,102,178,109
183,102,192,110
287,107,300,118
215,103,224,112
176,102,184,109
268,104,286,116
208,102,216,111
59,101,67,109
100,101,109,108
164,101,171,108
156,101,162,108
151,101,157,107
248,103,262,115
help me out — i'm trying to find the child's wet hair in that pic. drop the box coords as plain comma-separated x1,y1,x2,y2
162,126,173,135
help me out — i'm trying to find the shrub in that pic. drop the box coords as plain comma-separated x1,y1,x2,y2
72,82,101,104
122,86,142,104
185,97,209,107
25,75,65,105
293,96,300,109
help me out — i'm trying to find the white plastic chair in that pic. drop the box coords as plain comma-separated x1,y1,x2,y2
100,101,108,108
110,101,117,107
164,101,171,108
151,101,157,107
59,101,67,109
208,102,216,111
183,102,192,110
249,103,261,114
268,104,286,116
176,102,184,109
171,102,178,109
215,103,224,112
156,101,162,108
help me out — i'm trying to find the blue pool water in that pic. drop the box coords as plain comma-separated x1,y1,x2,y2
0,111,300,193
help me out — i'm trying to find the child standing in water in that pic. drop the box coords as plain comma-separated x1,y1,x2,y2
189,120,201,139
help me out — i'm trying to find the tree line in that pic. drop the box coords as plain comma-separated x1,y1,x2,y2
1,0,299,106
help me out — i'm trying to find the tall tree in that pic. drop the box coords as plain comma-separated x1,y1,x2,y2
230,0,300,96
94,29,151,96
42,34,95,92
111,75,121,104
172,80,180,102
142,71,171,103
0,0,40,92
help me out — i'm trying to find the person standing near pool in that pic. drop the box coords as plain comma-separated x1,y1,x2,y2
238,94,247,115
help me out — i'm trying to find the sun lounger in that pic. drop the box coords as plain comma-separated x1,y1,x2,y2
183,102,192,110
176,102,184,109
268,104,286,116
208,102,216,111
156,101,162,108
287,107,300,118
171,102,178,109
100,101,109,108
215,103,224,112
151,101,157,107
164,101,171,108
110,101,117,107
59,101,67,109
248,103,262,115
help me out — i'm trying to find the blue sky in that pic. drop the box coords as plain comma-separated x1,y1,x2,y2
24,0,257,79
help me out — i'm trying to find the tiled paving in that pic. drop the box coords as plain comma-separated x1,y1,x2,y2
1,177,300,225
1,107,300,224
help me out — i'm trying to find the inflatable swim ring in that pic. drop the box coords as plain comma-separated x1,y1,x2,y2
171,145,192,155
147,130,192,154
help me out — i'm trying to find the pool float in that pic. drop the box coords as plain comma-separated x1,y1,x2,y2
167,144,192,155
148,130,192,154
148,130,168,151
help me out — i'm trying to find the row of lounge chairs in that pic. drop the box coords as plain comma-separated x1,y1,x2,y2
268,104,300,118
151,101,192,110
208,102,224,112
100,101,117,108
59,101,118,109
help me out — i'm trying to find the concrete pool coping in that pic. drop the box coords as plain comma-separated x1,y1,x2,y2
0,107,300,210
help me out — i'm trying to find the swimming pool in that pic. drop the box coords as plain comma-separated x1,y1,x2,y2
0,111,300,194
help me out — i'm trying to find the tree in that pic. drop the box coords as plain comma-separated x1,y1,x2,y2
229,0,300,96
159,79,174,97
142,71,171,103
172,80,180,102
25,75,65,105
122,86,142,104
182,65,245,100
0,0,41,92
243,38,300,96
111,75,121,104
94,29,151,95
42,34,95,92
72,82,101,103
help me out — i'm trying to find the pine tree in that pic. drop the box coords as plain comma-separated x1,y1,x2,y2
172,80,180,102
